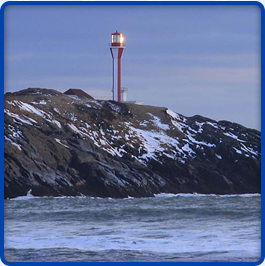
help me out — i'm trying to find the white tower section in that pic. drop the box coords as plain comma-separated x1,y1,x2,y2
121,87,128,102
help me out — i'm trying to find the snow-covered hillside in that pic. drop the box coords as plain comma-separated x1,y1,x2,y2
4,88,261,199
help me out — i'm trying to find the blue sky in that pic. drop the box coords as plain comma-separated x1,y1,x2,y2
4,5,261,129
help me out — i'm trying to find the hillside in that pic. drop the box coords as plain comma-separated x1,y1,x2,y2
4,88,261,199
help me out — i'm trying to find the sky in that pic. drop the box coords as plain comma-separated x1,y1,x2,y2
4,5,261,130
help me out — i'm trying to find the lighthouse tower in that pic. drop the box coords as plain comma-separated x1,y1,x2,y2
110,31,125,102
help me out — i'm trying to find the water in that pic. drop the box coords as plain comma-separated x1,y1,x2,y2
4,193,261,262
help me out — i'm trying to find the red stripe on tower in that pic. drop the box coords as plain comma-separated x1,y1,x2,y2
118,48,124,102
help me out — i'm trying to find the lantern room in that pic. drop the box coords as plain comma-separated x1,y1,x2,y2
111,31,125,46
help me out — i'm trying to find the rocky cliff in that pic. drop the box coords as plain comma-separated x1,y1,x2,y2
4,88,261,199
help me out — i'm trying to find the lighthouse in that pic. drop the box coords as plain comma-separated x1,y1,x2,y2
110,31,125,102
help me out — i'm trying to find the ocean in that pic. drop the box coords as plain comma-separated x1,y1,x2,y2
4,193,261,262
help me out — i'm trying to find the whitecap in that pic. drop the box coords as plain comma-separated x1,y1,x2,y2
154,193,260,198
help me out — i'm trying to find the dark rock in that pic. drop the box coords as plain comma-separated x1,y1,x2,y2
4,88,261,199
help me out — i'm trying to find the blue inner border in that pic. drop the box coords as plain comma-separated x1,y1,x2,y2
0,1,263,264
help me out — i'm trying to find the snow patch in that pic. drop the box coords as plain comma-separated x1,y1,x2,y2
207,122,218,129
31,100,47,105
14,101,46,117
215,154,222,160
4,109,34,125
166,109,181,120
185,133,216,148
148,113,170,131
54,138,69,148
13,101,51,119
4,136,22,150
233,147,242,154
224,132,246,142
29,91,42,95
139,121,148,127
53,108,60,114
7,125,24,139
108,102,122,113
240,143,259,156
182,143,196,156
52,120,61,129
124,122,183,162
195,122,204,133
69,113,78,122
6,101,15,106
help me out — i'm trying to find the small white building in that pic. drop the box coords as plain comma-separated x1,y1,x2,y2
120,87,143,105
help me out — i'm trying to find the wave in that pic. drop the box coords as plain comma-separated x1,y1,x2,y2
154,193,261,198
10,189,40,201
9,191,260,201
4,228,261,258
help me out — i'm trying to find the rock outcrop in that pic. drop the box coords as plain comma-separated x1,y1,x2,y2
4,88,261,199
